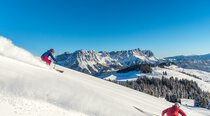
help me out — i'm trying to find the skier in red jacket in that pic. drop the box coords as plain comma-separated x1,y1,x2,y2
162,103,186,116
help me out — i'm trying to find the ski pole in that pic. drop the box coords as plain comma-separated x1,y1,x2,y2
53,64,56,69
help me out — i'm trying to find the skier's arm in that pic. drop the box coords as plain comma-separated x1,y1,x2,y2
179,109,187,116
162,108,168,116
49,53,57,62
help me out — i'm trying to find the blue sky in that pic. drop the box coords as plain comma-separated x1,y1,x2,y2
0,0,209,57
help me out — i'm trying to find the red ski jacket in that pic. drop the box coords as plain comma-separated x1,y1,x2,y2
162,105,187,116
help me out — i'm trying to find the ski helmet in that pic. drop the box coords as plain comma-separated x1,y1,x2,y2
175,102,180,108
50,48,55,53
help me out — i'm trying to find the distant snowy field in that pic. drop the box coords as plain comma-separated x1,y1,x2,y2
0,36,209,116
103,65,210,93
167,65,210,83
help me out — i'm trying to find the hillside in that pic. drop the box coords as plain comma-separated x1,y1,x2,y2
0,36,209,116
102,65,210,93
165,54,210,72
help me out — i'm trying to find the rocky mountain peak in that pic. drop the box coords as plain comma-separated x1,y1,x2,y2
142,50,154,57
56,48,158,76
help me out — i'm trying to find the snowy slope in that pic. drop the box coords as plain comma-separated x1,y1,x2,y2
146,66,210,92
102,65,210,93
0,36,209,116
166,65,210,82
100,71,141,81
0,94,87,116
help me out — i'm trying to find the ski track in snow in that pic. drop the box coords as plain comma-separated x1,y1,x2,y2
0,93,88,116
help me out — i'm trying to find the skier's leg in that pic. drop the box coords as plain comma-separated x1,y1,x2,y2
41,56,51,65
48,60,52,65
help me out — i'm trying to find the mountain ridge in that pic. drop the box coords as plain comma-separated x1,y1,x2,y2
165,53,210,72
56,48,158,76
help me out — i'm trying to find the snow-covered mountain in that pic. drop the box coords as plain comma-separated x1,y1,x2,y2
165,54,210,72
1,36,209,116
56,48,158,76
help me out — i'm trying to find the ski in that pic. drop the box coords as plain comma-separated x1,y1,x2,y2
55,69,64,73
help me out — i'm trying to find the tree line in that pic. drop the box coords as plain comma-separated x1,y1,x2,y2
110,76,210,109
